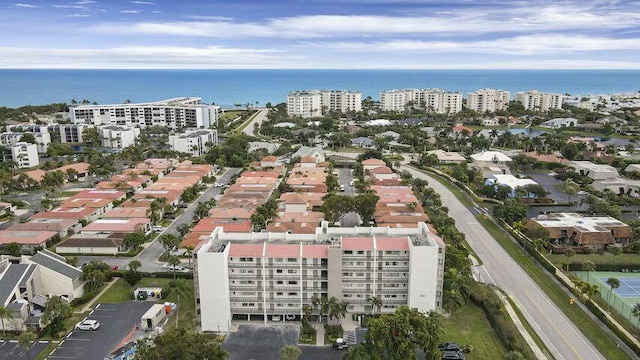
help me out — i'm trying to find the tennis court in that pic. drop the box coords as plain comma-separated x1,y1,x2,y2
600,277,640,298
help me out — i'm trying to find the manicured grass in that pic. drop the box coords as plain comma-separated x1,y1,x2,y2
504,294,555,359
95,278,173,304
546,253,640,268
477,215,631,360
420,168,475,208
219,110,244,122
442,303,507,360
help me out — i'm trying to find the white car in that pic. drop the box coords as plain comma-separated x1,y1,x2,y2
271,315,281,322
75,319,100,331
169,266,190,273
214,182,224,188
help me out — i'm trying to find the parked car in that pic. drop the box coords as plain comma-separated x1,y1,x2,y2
349,180,354,186
438,343,461,352
214,182,224,188
152,226,164,232
441,351,465,360
111,265,119,271
333,338,348,350
340,184,345,192
75,319,100,331
271,315,281,322
178,203,188,208
168,266,190,273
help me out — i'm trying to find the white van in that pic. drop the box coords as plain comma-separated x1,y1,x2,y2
340,184,345,192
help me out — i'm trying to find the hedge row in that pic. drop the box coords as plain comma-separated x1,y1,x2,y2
501,221,557,274
568,262,640,272
585,300,640,355
111,270,193,280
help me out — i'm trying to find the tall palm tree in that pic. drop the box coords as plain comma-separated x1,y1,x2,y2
581,261,596,281
606,277,621,312
564,249,576,271
632,303,640,328
367,296,382,315
0,305,11,336
18,331,37,360
168,256,181,280
128,260,142,272
443,289,465,314
183,245,195,269
302,304,313,321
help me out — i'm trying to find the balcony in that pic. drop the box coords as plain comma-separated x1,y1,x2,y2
267,274,301,280
230,307,264,314
230,296,262,302
229,286,260,291
229,262,262,268
229,273,260,278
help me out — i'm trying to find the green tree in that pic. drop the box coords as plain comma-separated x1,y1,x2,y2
134,327,228,360
195,201,210,220
42,296,72,336
564,249,576,271
492,199,528,224
81,260,112,292
343,345,371,360
41,170,65,198
368,296,382,315
632,303,640,327
321,194,354,224
160,234,180,253
123,232,147,251
65,168,79,182
606,277,621,312
326,174,339,192
128,260,142,272
353,193,380,224
19,133,36,144
177,223,191,237
364,306,442,360
18,331,38,360
168,255,181,280
0,305,11,336
4,242,21,257
506,351,526,360
280,345,301,360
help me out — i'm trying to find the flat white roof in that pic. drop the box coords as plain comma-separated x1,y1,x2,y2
570,161,618,174
533,213,626,231
491,174,537,189
471,151,512,162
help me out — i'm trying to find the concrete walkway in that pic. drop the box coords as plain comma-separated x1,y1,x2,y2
496,291,549,360
74,278,118,314
313,322,325,346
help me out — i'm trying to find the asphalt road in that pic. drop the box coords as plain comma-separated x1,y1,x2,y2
401,165,605,360
0,340,50,360
223,324,299,360
242,108,268,137
78,168,241,272
337,167,360,227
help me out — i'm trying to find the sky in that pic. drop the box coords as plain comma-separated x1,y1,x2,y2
1,0,639,69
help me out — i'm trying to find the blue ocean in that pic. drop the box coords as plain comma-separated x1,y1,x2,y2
0,69,639,108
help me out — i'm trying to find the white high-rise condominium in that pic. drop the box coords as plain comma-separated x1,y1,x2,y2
515,90,563,112
379,89,462,114
194,222,445,332
287,90,362,118
70,97,219,129
3,142,39,168
466,89,511,113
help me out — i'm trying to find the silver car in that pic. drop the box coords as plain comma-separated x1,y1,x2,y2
75,319,100,331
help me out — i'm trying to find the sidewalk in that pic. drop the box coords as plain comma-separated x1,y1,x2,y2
313,322,325,346
495,290,548,360
74,278,118,314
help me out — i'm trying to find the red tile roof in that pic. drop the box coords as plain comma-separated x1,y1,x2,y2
362,159,385,166
228,243,263,257
264,243,300,258
74,189,126,199
31,207,97,220
376,237,410,251
302,245,328,258
0,230,58,245
342,237,374,250
241,171,280,178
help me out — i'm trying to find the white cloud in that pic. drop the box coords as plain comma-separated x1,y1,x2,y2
121,10,141,14
303,34,640,55
67,13,91,18
91,5,640,39
131,1,155,4
76,0,95,4
14,3,39,8
53,4,87,9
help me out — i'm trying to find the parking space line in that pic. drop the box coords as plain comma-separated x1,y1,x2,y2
64,338,90,341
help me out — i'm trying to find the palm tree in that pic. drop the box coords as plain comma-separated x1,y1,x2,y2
632,303,640,328
367,296,382,315
564,249,576,271
177,223,191,237
302,304,313,321
343,345,370,360
195,201,210,220
311,294,321,322
581,261,596,280
183,245,195,269
128,260,142,272
444,289,465,314
606,277,621,312
583,284,600,300
168,255,181,280
18,331,37,360
0,305,11,336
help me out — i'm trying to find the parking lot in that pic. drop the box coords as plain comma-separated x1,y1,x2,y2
0,340,50,360
224,324,299,360
48,302,153,360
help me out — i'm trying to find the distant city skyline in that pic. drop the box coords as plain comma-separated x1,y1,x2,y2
1,0,639,69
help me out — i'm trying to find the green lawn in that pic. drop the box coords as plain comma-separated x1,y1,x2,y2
442,303,507,360
35,342,59,360
477,215,631,360
546,253,640,268
94,277,196,331
219,110,244,122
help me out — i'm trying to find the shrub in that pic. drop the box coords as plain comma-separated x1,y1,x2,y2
70,290,98,307
123,270,142,285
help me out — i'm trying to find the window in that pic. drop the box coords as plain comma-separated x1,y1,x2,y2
355,272,364,277
356,261,364,266
277,281,283,285
276,269,283,274
239,280,254,284
343,272,350,276
357,251,364,255
277,292,283,296
288,281,298,285
275,258,283,262
288,292,297,296
287,258,297,262
344,250,353,255
288,270,297,274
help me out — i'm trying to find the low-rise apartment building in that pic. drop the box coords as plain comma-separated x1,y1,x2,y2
70,97,219,129
169,129,218,157
1,127,51,153
2,142,39,168
526,213,631,249
194,222,445,332
98,125,140,149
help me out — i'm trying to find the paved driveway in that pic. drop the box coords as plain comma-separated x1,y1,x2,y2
48,302,153,360
337,167,360,227
0,340,50,360
223,324,299,360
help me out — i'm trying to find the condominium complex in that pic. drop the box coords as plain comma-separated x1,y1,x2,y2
515,90,563,111
70,97,220,129
195,222,445,332
2,142,39,168
287,90,362,118
379,89,462,114
466,88,511,113
98,125,140,150
52,124,93,143
168,129,218,157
